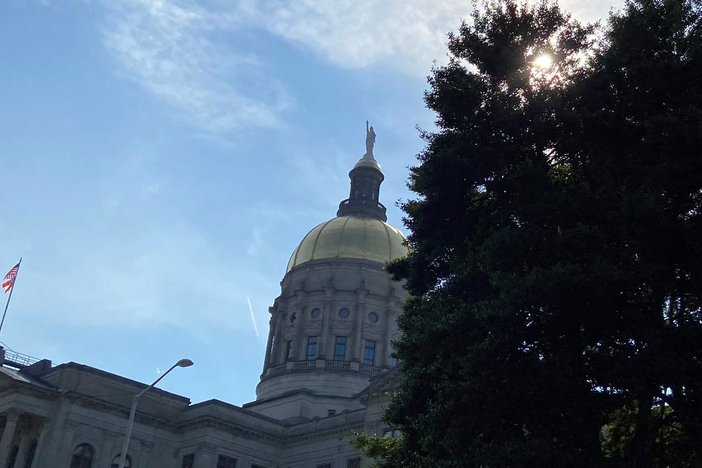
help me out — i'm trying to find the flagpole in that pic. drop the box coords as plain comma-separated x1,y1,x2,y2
0,257,22,338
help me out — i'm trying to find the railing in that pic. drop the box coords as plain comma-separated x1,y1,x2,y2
1,346,42,368
337,199,387,211
292,361,317,370
359,364,384,377
325,361,350,371
268,364,286,376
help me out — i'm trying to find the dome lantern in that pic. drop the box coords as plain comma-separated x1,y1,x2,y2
336,121,387,221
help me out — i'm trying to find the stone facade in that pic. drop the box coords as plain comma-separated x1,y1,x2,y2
0,136,405,468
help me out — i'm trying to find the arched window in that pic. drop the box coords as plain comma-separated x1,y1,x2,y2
70,444,94,468
6,445,19,468
111,454,131,468
23,439,37,468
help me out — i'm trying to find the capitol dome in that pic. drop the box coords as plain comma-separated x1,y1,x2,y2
256,124,409,407
286,215,408,272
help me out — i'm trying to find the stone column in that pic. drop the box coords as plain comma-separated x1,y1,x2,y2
0,410,21,468
140,440,155,468
318,286,333,358
100,430,118,468
16,430,32,468
272,310,284,365
28,419,50,468
58,419,80,468
352,289,368,362
193,442,216,468
291,299,306,360
262,307,276,370
382,306,394,367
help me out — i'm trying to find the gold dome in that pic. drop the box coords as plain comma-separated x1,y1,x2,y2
286,215,408,272
353,157,381,171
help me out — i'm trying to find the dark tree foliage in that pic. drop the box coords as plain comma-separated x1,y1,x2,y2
384,0,702,466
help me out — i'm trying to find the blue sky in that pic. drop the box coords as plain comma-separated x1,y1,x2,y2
0,0,622,405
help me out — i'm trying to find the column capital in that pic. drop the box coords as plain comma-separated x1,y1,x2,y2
140,439,155,454
4,409,21,423
196,442,216,454
63,419,80,433
102,429,118,443
324,285,335,300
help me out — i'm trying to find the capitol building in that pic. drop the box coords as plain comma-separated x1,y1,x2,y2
0,128,408,468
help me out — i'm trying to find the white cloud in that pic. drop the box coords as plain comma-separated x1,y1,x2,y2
257,0,624,76
102,0,292,133
99,0,624,133
247,228,263,256
257,0,469,75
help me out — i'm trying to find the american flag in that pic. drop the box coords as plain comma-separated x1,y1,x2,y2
2,263,20,293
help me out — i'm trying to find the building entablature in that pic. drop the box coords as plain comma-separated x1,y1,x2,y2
40,363,190,418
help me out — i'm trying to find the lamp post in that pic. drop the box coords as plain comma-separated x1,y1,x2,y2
117,358,193,468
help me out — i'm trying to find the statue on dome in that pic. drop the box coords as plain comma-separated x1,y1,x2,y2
365,120,376,158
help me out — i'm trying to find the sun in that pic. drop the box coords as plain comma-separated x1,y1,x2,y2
533,54,553,69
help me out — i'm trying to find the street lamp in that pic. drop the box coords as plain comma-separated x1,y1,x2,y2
117,359,193,468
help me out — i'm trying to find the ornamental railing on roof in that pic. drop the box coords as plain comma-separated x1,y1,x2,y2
1,346,42,369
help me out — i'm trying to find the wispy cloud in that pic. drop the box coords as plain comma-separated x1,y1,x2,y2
257,0,622,75
99,0,622,133
102,0,292,133
257,0,470,75
247,228,263,256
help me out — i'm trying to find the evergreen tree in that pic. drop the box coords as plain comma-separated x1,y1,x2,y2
384,0,702,466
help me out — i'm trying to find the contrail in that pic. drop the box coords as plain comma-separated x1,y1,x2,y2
247,296,260,338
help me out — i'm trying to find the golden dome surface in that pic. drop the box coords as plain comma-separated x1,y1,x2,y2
286,215,408,272
353,157,381,171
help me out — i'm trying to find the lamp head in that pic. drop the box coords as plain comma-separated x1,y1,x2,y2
176,359,194,368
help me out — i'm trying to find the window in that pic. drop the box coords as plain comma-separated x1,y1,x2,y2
333,336,347,361
306,336,318,360
111,455,131,468
311,308,321,319
392,320,400,331
286,340,293,360
363,340,376,366
23,439,37,468
181,454,195,468
346,458,361,468
251,464,268,468
338,308,350,319
70,444,94,468
289,312,297,324
217,455,237,468
367,312,378,323
388,346,398,367
316,464,332,468
7,445,18,468
383,428,403,438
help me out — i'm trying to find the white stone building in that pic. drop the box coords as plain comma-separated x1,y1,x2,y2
0,130,407,468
